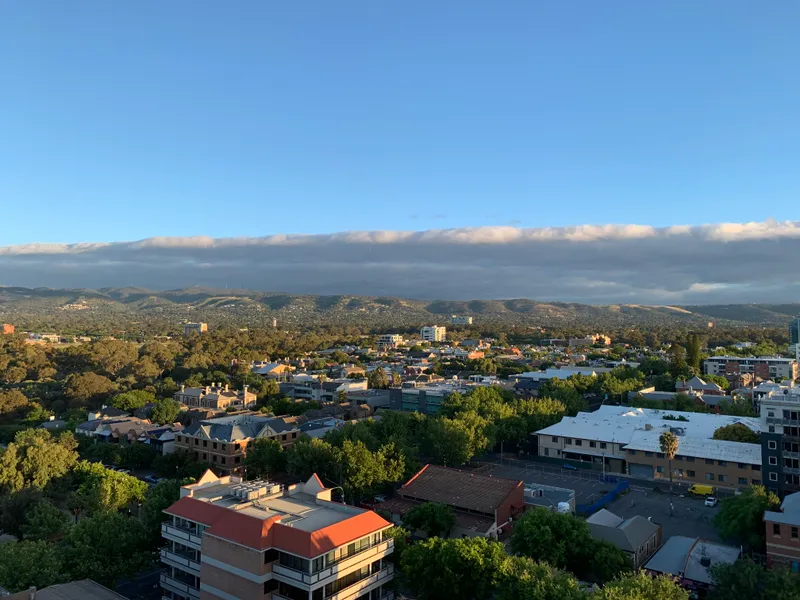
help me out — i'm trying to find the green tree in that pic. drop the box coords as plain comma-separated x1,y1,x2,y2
141,479,183,546
244,438,287,480
111,390,156,412
148,398,181,424
368,367,389,390
421,416,476,466
21,500,71,541
710,558,800,600
594,571,689,600
0,488,43,539
495,556,584,600
120,443,158,470
0,390,31,423
0,540,64,593
659,430,679,494
509,507,628,582
62,512,153,587
686,334,703,372
667,344,690,380
714,485,780,550
402,502,456,538
72,460,148,513
400,537,507,600
0,429,78,493
703,373,730,390
712,423,759,444
64,372,117,408
382,526,409,565
153,449,211,479
286,437,342,484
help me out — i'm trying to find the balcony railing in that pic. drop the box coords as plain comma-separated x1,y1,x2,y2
161,523,202,548
271,539,394,588
160,548,201,576
327,565,394,600
159,573,200,600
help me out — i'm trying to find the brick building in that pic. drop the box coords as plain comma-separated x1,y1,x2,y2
176,413,307,474
765,492,800,569
374,464,525,539
160,470,394,600
704,356,798,383
174,384,257,411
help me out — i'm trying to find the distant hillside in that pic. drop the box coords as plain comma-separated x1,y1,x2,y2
0,286,796,330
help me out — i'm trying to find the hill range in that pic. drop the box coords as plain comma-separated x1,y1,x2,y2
0,286,797,331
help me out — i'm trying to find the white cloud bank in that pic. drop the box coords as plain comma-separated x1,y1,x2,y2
1,220,799,303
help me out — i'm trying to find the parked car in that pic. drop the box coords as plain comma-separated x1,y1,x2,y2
116,469,132,475
143,475,161,484
704,496,718,507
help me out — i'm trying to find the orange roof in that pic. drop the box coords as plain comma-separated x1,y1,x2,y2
164,496,390,558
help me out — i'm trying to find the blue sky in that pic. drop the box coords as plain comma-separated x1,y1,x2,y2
2,1,799,246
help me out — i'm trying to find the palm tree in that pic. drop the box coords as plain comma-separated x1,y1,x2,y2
659,431,680,494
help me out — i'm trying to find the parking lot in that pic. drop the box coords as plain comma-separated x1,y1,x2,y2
482,458,723,543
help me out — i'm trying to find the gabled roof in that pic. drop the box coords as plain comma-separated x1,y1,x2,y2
399,464,522,515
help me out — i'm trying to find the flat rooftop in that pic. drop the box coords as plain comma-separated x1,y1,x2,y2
187,479,356,530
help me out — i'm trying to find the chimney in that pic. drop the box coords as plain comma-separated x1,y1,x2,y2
225,384,229,392
181,384,185,392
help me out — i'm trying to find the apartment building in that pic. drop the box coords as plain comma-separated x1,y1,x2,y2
376,334,404,349
536,406,763,489
281,380,368,404
185,322,208,335
160,471,395,600
791,317,800,355
450,315,473,326
760,383,800,497
387,381,490,415
765,492,800,569
568,334,611,348
175,413,307,474
419,326,446,343
704,356,798,382
175,384,257,411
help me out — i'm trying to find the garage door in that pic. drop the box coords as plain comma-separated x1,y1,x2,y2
628,463,654,479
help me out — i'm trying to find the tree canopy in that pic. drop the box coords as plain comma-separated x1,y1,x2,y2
402,502,456,538
712,423,759,444
713,486,780,550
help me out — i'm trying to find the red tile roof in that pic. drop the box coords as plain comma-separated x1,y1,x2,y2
164,496,390,558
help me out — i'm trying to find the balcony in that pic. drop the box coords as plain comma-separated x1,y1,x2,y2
160,548,201,576
161,523,202,549
160,573,200,600
328,565,394,600
271,539,394,588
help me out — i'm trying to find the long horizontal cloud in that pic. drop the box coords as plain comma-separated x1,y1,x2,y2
1,220,799,303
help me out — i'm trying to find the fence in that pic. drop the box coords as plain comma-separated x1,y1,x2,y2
576,480,630,515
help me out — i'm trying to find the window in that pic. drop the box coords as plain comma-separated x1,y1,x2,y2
221,457,226,465
686,456,695,463
687,470,696,477
212,442,217,450
718,461,727,467
645,451,653,457
194,439,199,446
752,465,761,472
737,463,746,469
203,453,207,460
770,456,778,466
718,474,727,483
292,432,297,439
628,450,637,455
675,455,683,461
752,479,761,485
774,524,781,536
282,434,288,441
212,455,217,463
234,456,241,464
312,557,324,573
768,411,775,417
769,441,778,450
705,459,714,465
552,436,558,443
589,441,596,448
600,442,607,449
770,473,778,482
657,453,665,459
575,440,582,446
221,443,227,451
203,440,207,447
279,552,310,573
656,466,664,473
264,549,279,564
793,527,798,539
566,438,573,445
739,477,747,485
543,448,549,456
769,426,776,433
706,473,715,481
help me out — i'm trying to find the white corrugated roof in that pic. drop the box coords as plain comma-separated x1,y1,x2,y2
537,405,761,463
